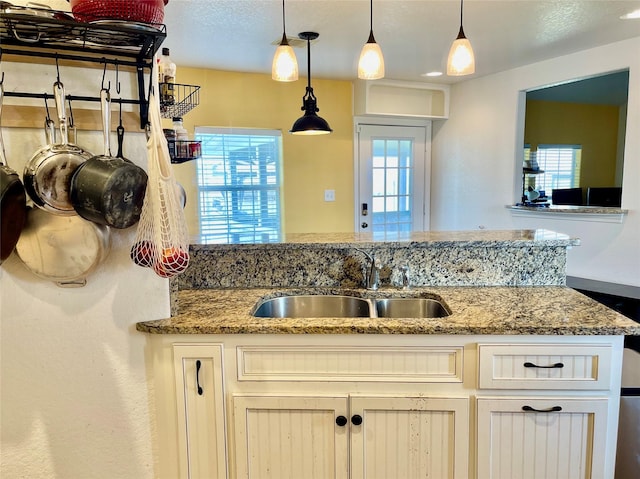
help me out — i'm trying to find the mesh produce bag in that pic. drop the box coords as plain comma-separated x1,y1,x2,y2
131,87,189,277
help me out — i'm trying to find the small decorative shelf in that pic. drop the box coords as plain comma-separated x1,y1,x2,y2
160,83,201,119
169,140,202,164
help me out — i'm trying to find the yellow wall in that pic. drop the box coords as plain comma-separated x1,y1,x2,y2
524,100,620,188
168,67,355,237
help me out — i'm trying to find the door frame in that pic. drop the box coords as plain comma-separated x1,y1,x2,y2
353,116,433,233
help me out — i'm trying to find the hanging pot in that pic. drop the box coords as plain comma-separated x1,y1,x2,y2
70,89,147,229
23,81,93,215
0,82,27,263
15,207,111,287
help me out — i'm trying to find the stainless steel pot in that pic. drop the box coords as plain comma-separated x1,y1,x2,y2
23,81,92,215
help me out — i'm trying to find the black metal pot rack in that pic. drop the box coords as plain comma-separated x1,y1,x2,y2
0,8,166,128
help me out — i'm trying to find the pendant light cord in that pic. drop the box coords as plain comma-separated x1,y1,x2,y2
460,0,464,27
370,0,373,32
306,37,311,90
282,0,286,33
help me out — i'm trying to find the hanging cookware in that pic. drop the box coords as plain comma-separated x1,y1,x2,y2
23,81,93,215
15,207,111,286
0,80,27,263
70,88,147,229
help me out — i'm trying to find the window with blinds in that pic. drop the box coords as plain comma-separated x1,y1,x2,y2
194,128,282,244
525,144,582,191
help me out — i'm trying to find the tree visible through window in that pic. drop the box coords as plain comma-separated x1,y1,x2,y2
195,128,282,244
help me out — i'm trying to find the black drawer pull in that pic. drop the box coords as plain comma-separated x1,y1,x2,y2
351,414,363,426
336,416,348,427
523,361,564,369
195,360,204,396
522,405,562,413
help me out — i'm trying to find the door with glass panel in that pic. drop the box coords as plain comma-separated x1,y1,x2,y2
357,124,429,236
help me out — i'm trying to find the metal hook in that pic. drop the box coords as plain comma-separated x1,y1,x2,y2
44,95,51,120
55,54,60,83
115,60,121,95
67,98,75,127
0,47,3,85
101,58,110,92
118,97,123,126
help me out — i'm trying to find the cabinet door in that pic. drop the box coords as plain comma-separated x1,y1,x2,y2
477,397,609,479
233,395,349,479
173,344,227,479
350,396,469,479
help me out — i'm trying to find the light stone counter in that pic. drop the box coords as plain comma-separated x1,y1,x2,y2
136,286,640,336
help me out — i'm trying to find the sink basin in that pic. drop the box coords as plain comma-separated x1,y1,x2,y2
375,298,450,318
252,295,371,318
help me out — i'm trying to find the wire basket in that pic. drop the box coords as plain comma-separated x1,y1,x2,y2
69,0,165,24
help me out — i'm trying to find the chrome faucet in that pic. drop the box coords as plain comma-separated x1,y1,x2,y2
356,249,380,290
400,265,410,289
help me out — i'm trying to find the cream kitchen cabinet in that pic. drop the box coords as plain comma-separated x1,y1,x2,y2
476,397,609,479
476,343,617,479
233,393,469,479
147,334,624,479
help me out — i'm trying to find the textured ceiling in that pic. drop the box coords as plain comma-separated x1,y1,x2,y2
161,0,640,83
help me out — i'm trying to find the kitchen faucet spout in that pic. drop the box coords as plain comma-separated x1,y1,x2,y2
355,248,380,290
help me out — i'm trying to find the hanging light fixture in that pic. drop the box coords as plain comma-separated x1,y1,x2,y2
290,32,332,135
358,0,384,80
447,0,475,76
272,0,298,82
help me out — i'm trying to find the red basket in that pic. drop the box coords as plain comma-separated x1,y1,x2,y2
69,0,166,24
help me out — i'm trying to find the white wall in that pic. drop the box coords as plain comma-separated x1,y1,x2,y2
1,53,169,479
432,37,640,288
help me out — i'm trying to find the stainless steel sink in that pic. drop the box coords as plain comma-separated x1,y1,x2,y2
252,294,451,319
252,295,371,318
374,298,450,318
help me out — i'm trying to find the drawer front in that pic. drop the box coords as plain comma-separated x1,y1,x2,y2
478,344,612,390
237,346,463,383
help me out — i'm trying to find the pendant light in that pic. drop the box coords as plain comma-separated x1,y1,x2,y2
447,0,475,76
272,0,298,82
290,32,332,135
358,0,384,80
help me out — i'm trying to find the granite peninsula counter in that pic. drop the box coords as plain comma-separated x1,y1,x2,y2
139,230,638,479
136,286,640,335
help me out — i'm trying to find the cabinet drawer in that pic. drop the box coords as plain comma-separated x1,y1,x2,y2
478,344,612,390
237,346,463,383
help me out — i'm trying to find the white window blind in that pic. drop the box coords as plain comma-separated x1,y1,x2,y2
195,128,282,244
529,145,582,192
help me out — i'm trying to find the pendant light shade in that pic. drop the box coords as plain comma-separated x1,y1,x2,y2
358,0,384,80
272,0,298,82
447,0,475,76
290,32,332,135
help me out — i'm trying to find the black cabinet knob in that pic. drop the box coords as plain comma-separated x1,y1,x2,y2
335,415,348,426
351,414,363,425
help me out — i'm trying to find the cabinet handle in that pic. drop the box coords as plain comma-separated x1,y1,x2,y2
335,416,348,427
195,360,203,396
522,405,562,413
523,361,564,369
351,414,363,426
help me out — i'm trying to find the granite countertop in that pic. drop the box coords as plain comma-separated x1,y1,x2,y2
136,286,640,336
508,205,628,215
190,229,580,249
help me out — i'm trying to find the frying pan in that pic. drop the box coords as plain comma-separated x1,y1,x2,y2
23,81,93,215
0,81,27,263
15,207,111,287
70,88,147,229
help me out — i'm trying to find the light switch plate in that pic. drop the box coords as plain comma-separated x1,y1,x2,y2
324,189,335,202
